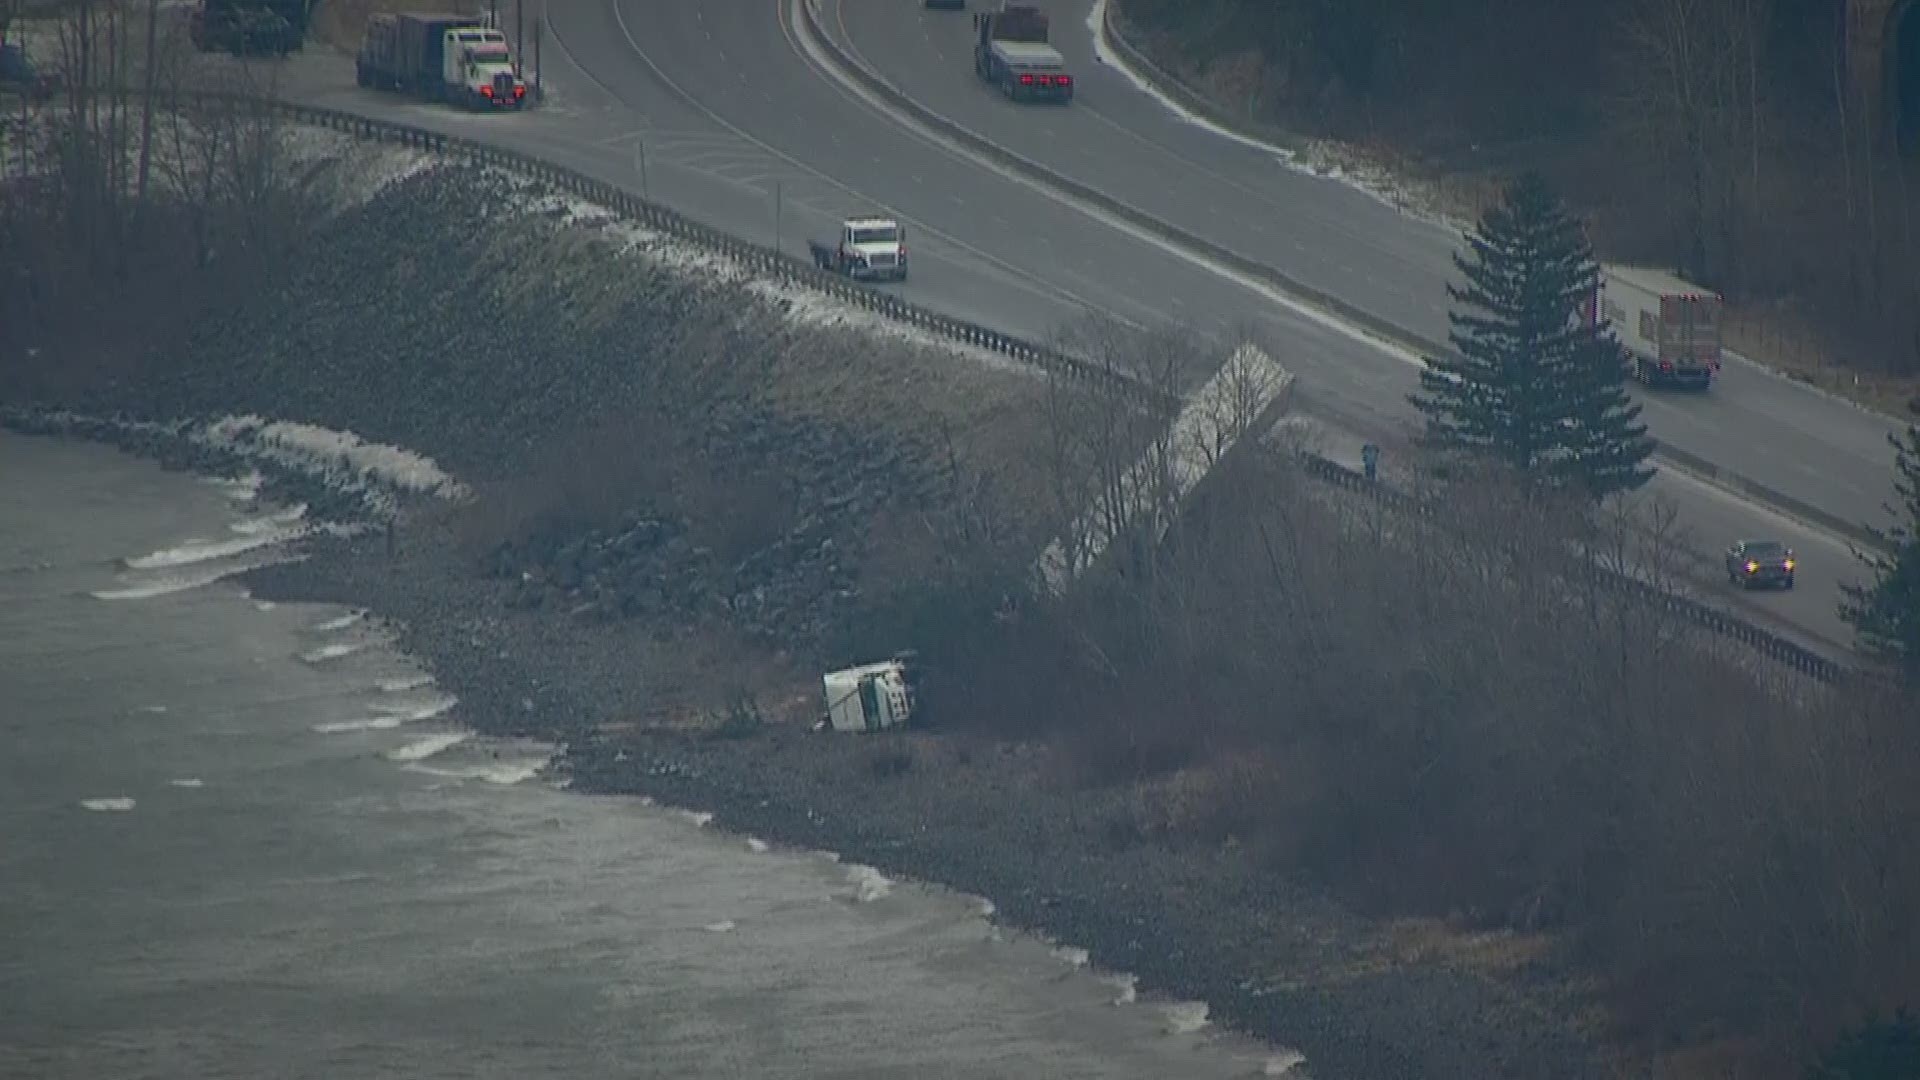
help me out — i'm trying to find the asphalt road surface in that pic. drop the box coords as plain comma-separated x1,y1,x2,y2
252,3,1866,653
817,0,1908,544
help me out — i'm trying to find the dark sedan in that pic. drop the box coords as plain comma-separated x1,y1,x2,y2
1725,539,1796,590
924,0,966,9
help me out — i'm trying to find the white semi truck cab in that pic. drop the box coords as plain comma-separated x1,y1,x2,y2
443,27,525,109
808,216,908,282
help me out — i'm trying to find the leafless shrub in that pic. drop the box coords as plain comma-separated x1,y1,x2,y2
921,316,1920,1057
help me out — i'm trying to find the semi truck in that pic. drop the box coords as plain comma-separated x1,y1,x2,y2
355,12,527,110
1591,265,1723,390
190,0,308,56
972,3,1072,103
809,216,908,282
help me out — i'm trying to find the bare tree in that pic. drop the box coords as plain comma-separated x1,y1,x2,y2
1614,0,1771,281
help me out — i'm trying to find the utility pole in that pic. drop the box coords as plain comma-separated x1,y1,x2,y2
634,139,648,199
533,15,542,100
514,0,523,78
774,181,782,252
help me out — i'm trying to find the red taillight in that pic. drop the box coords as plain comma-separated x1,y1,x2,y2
480,84,493,96
1020,73,1034,84
1660,360,1673,370
1057,75,1072,86
513,85,525,97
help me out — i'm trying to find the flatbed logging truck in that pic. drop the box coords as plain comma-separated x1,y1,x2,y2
356,12,527,110
809,216,908,282
191,0,309,56
973,3,1071,103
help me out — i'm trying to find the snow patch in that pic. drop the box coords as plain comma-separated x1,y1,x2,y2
746,838,770,853
702,920,737,933
1051,945,1091,968
1105,973,1138,1006
137,705,169,715
378,674,436,693
678,809,715,828
199,416,467,502
482,167,1043,380
168,778,205,789
1088,0,1467,234
80,797,136,812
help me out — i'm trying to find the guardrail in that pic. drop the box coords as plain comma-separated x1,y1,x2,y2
796,0,1888,556
1295,452,1851,684
157,90,1177,413
143,90,1854,686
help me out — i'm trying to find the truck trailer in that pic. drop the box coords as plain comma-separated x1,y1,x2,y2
1592,265,1723,390
356,12,526,110
973,3,1071,103
190,0,308,56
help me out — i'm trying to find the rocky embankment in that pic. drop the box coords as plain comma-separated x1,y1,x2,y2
5,147,1615,1080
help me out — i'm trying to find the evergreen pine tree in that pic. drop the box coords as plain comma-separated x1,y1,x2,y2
1411,171,1656,498
1840,423,1920,681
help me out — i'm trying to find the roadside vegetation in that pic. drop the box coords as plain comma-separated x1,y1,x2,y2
10,4,1920,1076
1112,0,1920,415
1842,421,1920,680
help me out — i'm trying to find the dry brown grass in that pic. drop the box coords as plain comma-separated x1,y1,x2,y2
907,440,1920,1074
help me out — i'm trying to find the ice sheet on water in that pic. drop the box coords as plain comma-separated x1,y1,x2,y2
1161,1001,1211,1035
123,528,309,571
385,731,471,762
844,864,894,903
299,641,368,665
91,552,305,601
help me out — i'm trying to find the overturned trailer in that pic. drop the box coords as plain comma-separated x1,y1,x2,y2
819,656,920,733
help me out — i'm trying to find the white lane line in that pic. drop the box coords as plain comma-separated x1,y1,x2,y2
603,0,1124,320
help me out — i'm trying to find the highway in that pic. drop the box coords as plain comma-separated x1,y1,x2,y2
817,0,1907,543
251,0,1871,653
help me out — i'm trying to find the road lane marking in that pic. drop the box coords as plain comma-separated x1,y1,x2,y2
602,0,1124,320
